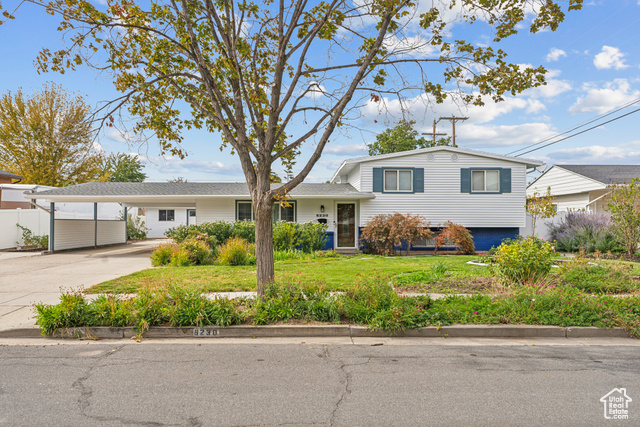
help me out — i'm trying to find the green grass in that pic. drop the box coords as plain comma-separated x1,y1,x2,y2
87,254,486,294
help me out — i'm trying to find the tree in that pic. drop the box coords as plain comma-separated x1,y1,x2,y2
606,179,640,255
103,153,147,182
367,120,450,156
0,83,105,186
3,0,583,293
526,188,556,237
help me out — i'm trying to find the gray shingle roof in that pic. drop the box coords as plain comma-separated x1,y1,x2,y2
0,169,23,180
31,181,367,198
559,165,640,185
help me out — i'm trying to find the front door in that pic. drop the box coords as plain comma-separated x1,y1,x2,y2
336,203,356,248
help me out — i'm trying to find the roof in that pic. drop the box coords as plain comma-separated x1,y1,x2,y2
557,165,640,185
0,169,23,180
26,182,374,202
331,146,544,182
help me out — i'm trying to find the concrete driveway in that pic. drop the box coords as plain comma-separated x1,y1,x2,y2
0,240,164,332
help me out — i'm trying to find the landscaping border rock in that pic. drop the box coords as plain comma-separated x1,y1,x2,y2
0,324,632,339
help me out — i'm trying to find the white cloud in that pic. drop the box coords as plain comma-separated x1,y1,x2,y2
458,123,556,147
324,143,368,156
593,46,629,70
568,79,640,114
305,82,326,99
147,155,236,175
550,145,640,163
92,141,104,153
526,100,546,114
546,48,567,62
383,34,436,58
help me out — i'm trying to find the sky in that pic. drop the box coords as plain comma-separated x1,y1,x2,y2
1,0,639,183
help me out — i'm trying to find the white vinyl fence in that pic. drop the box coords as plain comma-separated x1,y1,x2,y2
0,209,50,250
521,211,568,241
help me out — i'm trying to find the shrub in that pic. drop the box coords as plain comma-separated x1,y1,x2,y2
15,224,48,250
273,221,300,251
298,222,328,252
438,221,474,254
548,212,621,253
492,237,555,285
231,220,256,243
166,221,233,245
559,261,638,294
606,178,640,255
180,238,215,265
126,214,148,240
360,213,433,255
150,244,177,266
218,237,255,266
169,247,193,267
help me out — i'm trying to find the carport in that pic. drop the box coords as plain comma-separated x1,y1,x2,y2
26,185,195,252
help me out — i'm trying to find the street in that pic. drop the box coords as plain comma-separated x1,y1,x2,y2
1,338,638,426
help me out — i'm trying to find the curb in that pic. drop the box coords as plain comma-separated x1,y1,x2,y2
0,324,632,339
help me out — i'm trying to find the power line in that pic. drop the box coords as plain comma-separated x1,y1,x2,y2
507,97,640,156
514,107,640,157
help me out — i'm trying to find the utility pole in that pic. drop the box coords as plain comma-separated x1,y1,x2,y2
421,119,447,145
438,116,468,147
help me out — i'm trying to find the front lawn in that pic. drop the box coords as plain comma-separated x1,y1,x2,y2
87,254,489,294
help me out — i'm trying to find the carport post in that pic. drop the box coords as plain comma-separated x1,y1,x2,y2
123,206,128,242
94,202,98,248
49,202,55,251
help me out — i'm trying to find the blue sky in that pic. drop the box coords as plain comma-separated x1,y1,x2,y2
1,0,639,183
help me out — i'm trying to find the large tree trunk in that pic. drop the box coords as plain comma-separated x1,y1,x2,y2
254,174,275,296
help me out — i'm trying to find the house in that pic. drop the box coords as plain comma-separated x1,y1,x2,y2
25,146,543,252
145,207,197,238
0,170,25,208
526,165,640,213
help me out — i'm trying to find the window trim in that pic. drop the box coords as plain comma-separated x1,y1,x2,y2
235,200,297,222
383,168,413,193
470,169,501,194
158,209,175,222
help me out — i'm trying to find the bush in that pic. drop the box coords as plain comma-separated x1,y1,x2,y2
181,238,215,265
273,221,299,251
559,260,638,294
231,220,256,243
166,221,233,245
16,224,48,250
126,214,148,240
360,213,433,255
170,247,193,267
150,244,178,266
492,237,555,285
548,212,621,253
218,237,255,266
298,222,328,252
437,221,474,254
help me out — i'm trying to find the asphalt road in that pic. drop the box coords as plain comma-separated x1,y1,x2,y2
1,339,638,426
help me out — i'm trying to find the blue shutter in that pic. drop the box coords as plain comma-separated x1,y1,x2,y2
413,168,424,193
500,168,511,193
373,168,383,192
460,168,471,193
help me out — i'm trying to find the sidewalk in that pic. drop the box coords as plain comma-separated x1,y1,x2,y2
0,240,164,333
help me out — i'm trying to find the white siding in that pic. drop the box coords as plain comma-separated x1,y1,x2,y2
54,220,95,251
552,193,590,212
146,208,189,238
0,209,50,250
97,221,126,245
359,151,528,227
295,199,336,232
195,199,236,224
347,166,361,191
527,166,605,197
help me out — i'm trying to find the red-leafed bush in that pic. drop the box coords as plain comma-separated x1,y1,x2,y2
436,221,475,254
360,213,433,255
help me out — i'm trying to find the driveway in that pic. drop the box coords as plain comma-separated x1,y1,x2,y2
0,240,164,332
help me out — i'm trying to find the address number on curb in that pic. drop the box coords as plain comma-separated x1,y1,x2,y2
193,328,219,337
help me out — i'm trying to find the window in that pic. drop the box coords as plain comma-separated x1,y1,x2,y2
236,201,254,221
159,209,175,221
188,210,196,217
384,169,413,192
236,201,296,222
471,170,500,193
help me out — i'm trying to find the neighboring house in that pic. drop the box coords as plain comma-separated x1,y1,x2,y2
0,169,22,184
0,170,25,208
526,165,640,213
26,146,543,252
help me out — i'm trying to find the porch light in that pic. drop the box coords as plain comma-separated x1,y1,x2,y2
320,205,325,213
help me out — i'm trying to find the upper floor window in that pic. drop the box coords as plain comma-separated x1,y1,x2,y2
471,170,500,193
159,209,175,221
384,169,413,192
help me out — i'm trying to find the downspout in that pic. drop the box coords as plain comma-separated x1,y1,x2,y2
124,206,128,242
94,202,98,248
